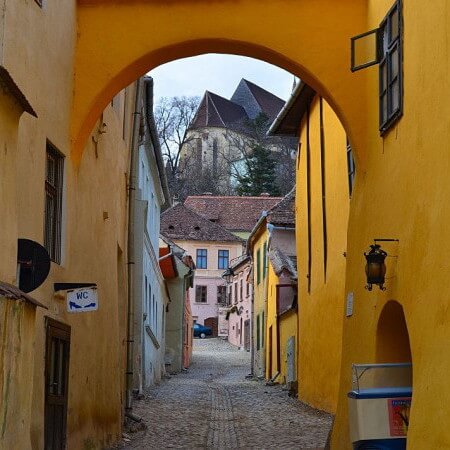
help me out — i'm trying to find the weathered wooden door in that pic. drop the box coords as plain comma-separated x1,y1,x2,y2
45,318,71,450
204,316,218,337
244,319,251,351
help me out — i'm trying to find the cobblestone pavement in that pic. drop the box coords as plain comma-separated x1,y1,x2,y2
116,338,332,449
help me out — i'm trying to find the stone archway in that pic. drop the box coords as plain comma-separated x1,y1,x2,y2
73,0,372,167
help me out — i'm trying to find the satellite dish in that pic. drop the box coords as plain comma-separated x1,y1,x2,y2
17,239,51,293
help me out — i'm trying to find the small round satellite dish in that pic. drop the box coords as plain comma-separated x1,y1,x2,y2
17,239,51,293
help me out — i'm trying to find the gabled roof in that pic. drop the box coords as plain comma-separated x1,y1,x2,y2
184,195,283,232
161,203,243,243
231,79,285,122
190,91,248,130
267,188,296,227
268,81,316,137
268,248,297,279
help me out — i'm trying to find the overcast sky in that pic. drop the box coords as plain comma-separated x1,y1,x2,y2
148,54,295,104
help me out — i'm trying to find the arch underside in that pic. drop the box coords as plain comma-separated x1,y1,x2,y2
73,0,371,166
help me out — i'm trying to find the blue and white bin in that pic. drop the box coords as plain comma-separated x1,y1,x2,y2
348,363,412,450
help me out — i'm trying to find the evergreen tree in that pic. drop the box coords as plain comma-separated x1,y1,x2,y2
236,143,281,196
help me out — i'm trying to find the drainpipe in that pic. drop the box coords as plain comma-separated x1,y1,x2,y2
125,78,144,415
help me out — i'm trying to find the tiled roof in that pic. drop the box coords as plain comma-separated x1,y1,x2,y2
161,203,243,243
190,91,248,130
267,188,295,227
229,254,251,270
268,247,297,278
241,79,286,122
184,195,283,232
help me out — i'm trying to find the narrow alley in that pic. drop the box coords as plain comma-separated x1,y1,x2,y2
118,339,331,449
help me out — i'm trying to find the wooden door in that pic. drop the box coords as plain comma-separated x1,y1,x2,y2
204,317,218,337
45,318,71,450
268,326,273,378
244,319,251,351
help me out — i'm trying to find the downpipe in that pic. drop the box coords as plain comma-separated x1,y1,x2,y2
126,78,144,414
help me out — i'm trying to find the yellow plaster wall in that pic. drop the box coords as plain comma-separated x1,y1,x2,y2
331,1,450,448
0,93,22,284
265,264,278,379
296,96,349,414
0,299,37,450
266,264,298,383
73,0,369,168
22,94,132,449
251,226,268,378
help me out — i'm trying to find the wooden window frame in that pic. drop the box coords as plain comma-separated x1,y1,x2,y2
350,0,403,134
256,249,261,284
195,285,207,303
262,242,267,279
196,249,207,269
44,141,64,264
218,249,229,270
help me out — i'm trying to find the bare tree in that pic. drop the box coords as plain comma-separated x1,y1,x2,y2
222,113,297,196
154,96,200,199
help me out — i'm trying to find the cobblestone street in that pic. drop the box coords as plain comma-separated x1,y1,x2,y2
118,338,332,449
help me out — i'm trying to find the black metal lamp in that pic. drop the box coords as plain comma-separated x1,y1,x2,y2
222,268,234,284
364,244,387,291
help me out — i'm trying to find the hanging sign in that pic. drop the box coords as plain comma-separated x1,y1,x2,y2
67,286,98,313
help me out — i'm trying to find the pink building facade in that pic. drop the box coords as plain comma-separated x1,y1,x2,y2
225,255,252,349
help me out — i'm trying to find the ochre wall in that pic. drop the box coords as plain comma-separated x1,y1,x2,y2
251,226,268,378
0,1,133,444
296,96,349,414
73,0,369,167
332,1,450,448
0,299,37,450
265,264,278,379
266,264,297,383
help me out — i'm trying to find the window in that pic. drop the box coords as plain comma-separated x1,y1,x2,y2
239,280,243,301
256,249,261,284
196,249,207,269
218,250,229,269
263,242,267,279
217,286,226,304
234,282,238,303
44,142,64,263
195,285,207,303
347,139,356,196
379,1,402,133
246,280,250,297
350,0,402,134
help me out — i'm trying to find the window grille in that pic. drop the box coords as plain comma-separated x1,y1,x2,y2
196,249,207,269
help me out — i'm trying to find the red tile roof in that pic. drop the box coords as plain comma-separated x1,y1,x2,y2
184,195,283,232
266,188,296,226
161,203,243,243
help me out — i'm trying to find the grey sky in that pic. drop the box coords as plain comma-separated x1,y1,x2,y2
149,54,295,104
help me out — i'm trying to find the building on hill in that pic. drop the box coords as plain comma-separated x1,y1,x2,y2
184,194,283,239
160,204,244,335
179,79,298,197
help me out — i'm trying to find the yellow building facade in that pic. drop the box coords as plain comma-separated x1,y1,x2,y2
2,0,450,448
248,226,269,378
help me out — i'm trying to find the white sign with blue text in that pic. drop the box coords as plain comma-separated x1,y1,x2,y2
67,287,98,313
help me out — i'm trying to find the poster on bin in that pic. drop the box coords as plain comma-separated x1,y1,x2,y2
387,397,411,436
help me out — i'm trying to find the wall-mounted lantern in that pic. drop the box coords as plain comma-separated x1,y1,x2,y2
222,268,234,284
364,244,387,291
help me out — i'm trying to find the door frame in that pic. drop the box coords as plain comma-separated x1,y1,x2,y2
44,317,71,450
